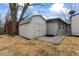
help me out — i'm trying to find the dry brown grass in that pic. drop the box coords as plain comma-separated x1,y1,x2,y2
0,35,79,56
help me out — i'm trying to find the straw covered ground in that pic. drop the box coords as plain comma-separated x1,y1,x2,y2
0,34,79,56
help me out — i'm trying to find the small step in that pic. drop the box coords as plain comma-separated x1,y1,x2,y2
37,36,65,44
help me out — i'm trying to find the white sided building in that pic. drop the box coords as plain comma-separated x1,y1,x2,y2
19,15,46,39
46,18,70,36
71,13,79,36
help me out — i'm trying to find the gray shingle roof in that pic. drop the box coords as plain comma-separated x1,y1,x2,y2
46,18,70,24
19,15,46,25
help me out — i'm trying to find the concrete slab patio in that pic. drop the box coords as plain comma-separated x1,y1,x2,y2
37,36,65,44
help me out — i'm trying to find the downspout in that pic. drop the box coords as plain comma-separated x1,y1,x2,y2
70,15,72,35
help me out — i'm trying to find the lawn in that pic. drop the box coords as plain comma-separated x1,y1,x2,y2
0,34,79,56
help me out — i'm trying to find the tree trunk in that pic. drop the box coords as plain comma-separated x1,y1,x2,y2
9,3,18,34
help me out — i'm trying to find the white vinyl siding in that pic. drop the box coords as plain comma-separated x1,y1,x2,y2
19,23,34,39
58,23,65,35
47,21,58,35
47,21,66,35
72,15,79,35
19,15,46,39
32,16,46,37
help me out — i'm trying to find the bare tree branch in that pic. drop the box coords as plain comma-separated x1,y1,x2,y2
19,3,30,23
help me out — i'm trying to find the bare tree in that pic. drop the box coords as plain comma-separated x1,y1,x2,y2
68,3,78,34
4,10,10,33
0,14,5,34
9,3,31,34
0,14,2,27
9,3,18,34
9,3,49,34
59,3,79,22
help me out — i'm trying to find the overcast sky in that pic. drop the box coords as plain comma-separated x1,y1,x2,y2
0,3,79,22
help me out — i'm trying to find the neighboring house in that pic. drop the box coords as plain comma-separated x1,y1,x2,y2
71,13,79,35
46,18,70,36
19,15,46,39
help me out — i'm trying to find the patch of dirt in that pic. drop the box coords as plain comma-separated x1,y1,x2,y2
0,35,79,56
